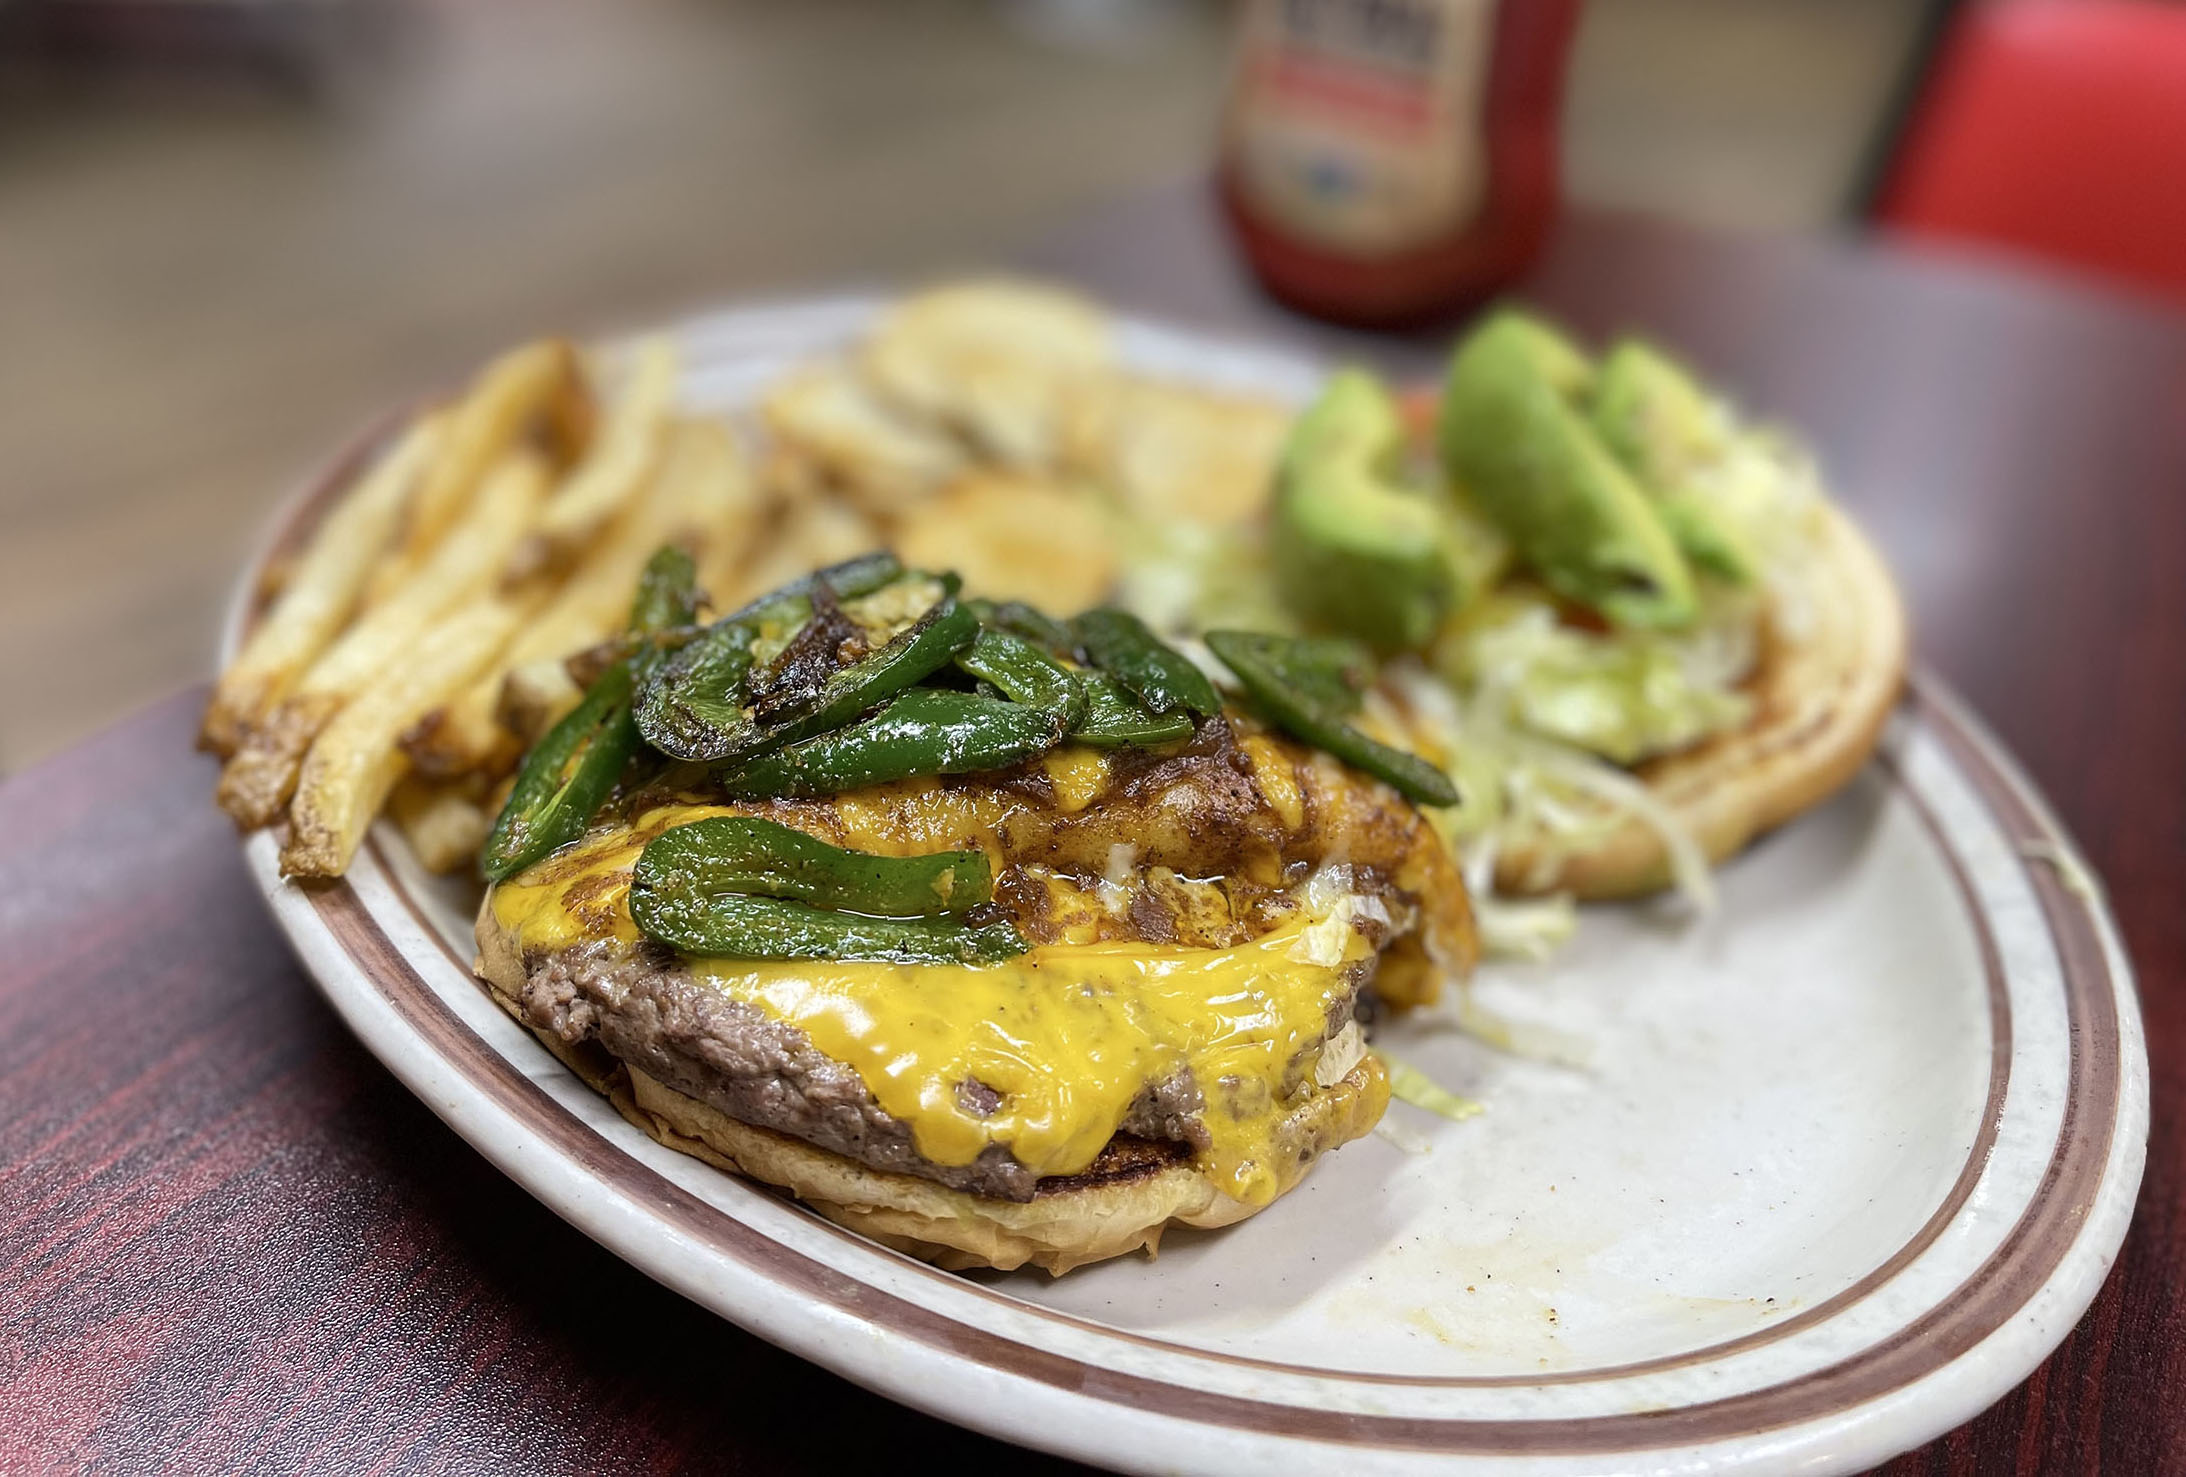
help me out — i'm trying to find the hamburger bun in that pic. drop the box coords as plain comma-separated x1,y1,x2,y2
474,897,1391,1275
1495,498,1909,899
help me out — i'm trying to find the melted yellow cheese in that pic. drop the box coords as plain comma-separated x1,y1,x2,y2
1239,734,1304,831
490,807,1372,1205
1042,747,1110,814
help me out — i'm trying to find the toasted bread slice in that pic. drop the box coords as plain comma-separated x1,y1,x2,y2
1495,499,1908,899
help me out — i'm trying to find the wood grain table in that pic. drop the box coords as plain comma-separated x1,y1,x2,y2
4,184,2181,1474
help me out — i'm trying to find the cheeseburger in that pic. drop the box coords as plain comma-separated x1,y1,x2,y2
474,552,1476,1274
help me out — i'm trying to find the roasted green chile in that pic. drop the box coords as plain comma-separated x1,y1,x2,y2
634,618,760,761
635,816,993,918
1072,607,1221,718
628,545,703,643
954,628,1088,729
715,687,1063,798
481,665,641,881
1068,670,1195,748
638,584,978,765
569,546,706,686
747,584,870,721
629,887,1026,964
1270,635,1374,715
1205,630,1459,807
964,598,1080,659
481,547,702,881
759,596,979,740
727,551,904,628
636,551,907,760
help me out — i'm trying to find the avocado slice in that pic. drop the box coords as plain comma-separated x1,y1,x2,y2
1438,311,1698,629
1272,368,1460,652
1591,340,1755,584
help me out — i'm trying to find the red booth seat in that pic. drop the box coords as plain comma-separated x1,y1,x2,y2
1877,0,2186,305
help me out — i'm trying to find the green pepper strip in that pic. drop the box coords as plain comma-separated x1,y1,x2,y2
481,662,641,881
482,545,703,881
1270,635,1374,715
1205,630,1459,807
954,628,1088,729
1072,607,1221,718
628,545,702,640
715,687,1063,798
723,550,903,628
637,551,911,759
1067,670,1195,748
964,598,1080,659
637,582,976,765
629,886,1025,964
634,618,760,761
754,596,979,743
636,816,992,918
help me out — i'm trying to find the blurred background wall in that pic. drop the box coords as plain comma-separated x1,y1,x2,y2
0,0,1932,771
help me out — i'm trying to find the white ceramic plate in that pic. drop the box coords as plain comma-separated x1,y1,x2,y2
229,299,2147,1476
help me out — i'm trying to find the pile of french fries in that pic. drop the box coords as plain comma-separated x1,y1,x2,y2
204,281,1293,881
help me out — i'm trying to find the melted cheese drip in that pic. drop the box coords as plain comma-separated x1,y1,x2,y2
490,806,1372,1205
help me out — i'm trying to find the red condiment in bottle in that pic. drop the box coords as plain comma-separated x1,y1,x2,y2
1218,0,1584,327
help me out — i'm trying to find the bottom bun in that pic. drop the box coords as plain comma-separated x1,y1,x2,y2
474,906,1390,1274
626,1056,1388,1275
1497,500,1910,899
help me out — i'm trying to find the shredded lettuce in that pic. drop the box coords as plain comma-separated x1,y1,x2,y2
1447,988,1597,1070
1437,588,1757,766
1508,734,1718,913
1390,661,1718,918
1372,1048,1483,1122
1681,418,1831,644
1313,1021,1366,1088
2020,839,2103,906
1374,1119,1435,1155
1456,833,1577,961
1112,518,1298,639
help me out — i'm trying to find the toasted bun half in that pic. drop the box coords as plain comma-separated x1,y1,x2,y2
474,902,1390,1274
1496,500,1909,899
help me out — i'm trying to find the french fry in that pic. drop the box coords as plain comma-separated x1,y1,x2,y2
367,339,578,602
281,595,529,878
541,360,599,470
668,418,766,611
200,415,444,756
752,441,831,508
388,774,495,875
492,657,582,751
217,449,550,828
405,417,759,778
514,337,679,576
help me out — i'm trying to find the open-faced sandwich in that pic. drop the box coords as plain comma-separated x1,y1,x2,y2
1120,306,1908,951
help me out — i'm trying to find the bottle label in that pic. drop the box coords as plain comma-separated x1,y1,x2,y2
1224,0,1498,257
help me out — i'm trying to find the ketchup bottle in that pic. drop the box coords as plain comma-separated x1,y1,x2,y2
1218,0,1584,327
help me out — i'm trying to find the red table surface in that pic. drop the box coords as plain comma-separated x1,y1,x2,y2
3,185,2181,1474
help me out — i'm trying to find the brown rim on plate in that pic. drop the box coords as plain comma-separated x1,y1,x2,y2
301,692,2118,1454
